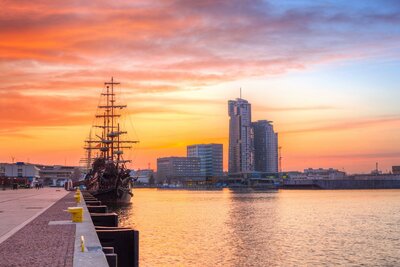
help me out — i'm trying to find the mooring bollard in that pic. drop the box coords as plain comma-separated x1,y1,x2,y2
74,191,81,203
67,207,83,223
80,235,85,252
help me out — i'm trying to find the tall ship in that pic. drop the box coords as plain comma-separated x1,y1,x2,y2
81,77,138,204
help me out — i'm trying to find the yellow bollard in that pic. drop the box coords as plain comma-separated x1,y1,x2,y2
67,207,83,222
80,235,85,252
74,194,81,203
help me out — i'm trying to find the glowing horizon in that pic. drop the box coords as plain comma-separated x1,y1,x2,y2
1,1,400,174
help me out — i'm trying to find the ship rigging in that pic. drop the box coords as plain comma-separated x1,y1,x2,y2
81,77,139,204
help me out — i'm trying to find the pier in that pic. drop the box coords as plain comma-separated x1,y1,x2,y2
0,188,137,267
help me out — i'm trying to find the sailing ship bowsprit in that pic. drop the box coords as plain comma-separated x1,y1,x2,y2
82,77,138,204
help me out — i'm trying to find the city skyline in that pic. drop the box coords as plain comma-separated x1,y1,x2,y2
1,1,400,173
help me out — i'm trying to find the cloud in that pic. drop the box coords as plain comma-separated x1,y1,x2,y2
282,116,400,134
258,105,337,112
0,129,36,139
1,0,400,134
0,92,96,129
316,151,400,160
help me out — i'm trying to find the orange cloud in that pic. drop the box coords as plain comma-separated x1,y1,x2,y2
0,92,95,129
1,0,400,171
282,116,400,134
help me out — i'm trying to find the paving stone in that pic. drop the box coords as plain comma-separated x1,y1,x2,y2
0,193,76,267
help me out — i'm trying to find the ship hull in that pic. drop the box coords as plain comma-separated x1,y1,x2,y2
83,78,137,207
90,188,133,204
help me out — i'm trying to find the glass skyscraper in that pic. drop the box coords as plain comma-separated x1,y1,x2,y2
252,120,279,173
228,98,254,173
187,144,223,179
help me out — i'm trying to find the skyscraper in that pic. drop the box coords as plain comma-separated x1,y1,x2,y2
187,144,223,178
228,98,254,173
252,120,279,173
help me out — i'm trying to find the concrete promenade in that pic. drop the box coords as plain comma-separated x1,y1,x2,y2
0,189,75,266
0,188,69,243
0,188,109,267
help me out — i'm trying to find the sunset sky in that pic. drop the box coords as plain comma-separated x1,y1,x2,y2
1,0,400,173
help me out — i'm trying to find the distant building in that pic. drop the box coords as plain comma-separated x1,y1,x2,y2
0,162,40,183
157,157,201,183
252,120,278,173
38,165,78,186
187,144,223,179
302,168,346,179
393,166,400,175
0,162,79,186
228,98,253,174
130,169,154,184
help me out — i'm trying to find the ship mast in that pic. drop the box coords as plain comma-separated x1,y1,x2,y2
80,130,93,172
85,77,138,168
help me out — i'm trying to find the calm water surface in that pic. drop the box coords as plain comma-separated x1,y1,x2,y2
112,189,400,266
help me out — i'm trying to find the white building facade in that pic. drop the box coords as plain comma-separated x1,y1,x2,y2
0,162,79,187
0,162,40,181
130,169,154,184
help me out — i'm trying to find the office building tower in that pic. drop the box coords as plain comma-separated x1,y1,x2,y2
228,98,254,173
252,120,278,173
157,157,201,183
187,144,223,178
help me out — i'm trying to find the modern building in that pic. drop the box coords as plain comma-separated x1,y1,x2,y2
157,157,202,183
228,98,254,174
187,144,223,179
252,120,279,173
0,162,40,182
393,166,400,175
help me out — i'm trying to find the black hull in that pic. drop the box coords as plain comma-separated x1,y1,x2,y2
89,188,132,204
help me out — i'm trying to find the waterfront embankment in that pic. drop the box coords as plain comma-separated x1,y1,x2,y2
0,188,109,267
0,188,68,243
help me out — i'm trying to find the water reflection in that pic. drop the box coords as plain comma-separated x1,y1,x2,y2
110,189,400,266
223,192,278,266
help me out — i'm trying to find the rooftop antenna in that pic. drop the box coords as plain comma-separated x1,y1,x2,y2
240,87,242,99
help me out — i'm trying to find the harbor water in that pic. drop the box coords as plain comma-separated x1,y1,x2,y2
112,189,400,266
